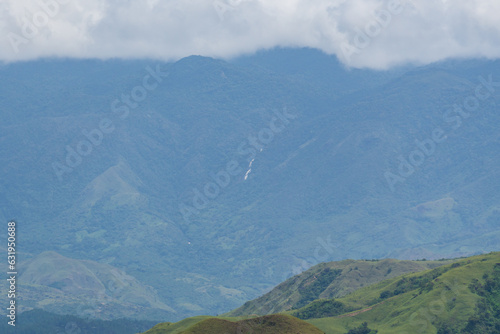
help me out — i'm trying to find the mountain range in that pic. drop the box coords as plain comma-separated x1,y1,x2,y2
1,48,499,319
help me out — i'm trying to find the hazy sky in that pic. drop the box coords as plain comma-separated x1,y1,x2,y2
1,0,500,68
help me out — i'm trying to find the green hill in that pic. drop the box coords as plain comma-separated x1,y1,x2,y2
143,314,324,334
295,252,500,333
141,252,499,333
226,258,452,316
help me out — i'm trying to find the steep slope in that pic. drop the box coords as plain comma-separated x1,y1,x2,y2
227,258,451,316
294,252,500,333
1,49,499,319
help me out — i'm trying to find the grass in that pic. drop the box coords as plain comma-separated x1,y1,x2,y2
304,252,499,333
141,252,500,334
226,258,452,317
142,316,212,334
142,314,324,334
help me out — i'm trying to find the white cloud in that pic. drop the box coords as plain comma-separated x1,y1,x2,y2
1,0,500,68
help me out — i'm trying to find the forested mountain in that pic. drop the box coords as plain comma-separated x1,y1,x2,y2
1,48,499,319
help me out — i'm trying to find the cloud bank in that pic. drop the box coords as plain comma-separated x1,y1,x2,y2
1,0,500,68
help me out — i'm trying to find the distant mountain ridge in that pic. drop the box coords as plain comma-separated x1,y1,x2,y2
7,251,174,320
1,48,499,319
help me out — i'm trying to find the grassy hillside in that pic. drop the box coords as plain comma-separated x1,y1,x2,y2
297,252,500,333
227,258,452,316
141,252,499,333
141,316,212,334
143,314,324,334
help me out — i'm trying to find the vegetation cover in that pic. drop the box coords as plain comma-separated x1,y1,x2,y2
305,252,500,333
143,314,324,334
227,258,451,316
2,49,500,319
141,252,500,334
